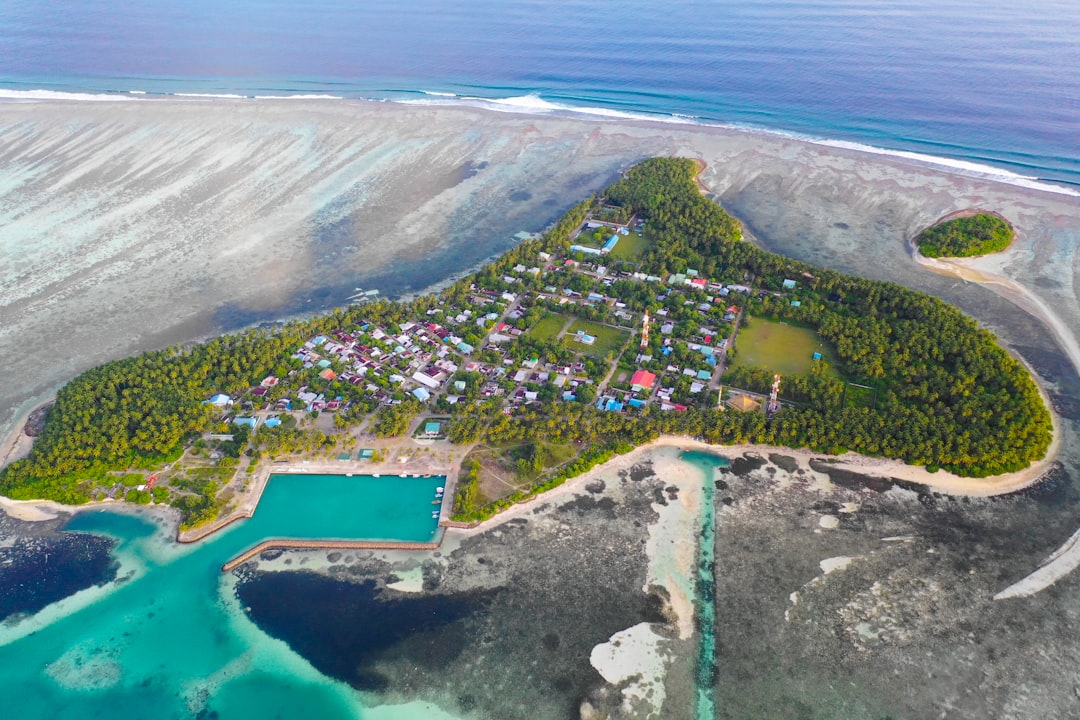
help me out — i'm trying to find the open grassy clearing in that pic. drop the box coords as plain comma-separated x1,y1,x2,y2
563,319,630,360
607,231,651,261
528,311,568,342
732,317,837,376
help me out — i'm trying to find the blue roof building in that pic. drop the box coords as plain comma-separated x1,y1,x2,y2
233,417,258,429
456,341,474,354
628,398,646,408
412,387,431,401
602,235,619,253
697,369,712,380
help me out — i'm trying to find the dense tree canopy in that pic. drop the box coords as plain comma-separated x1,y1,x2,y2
916,213,1013,258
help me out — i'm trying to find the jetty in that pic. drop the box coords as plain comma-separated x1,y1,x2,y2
221,538,439,572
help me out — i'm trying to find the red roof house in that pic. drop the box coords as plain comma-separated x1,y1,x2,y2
630,369,657,391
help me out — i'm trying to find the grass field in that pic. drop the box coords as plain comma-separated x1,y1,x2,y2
563,319,630,360
529,312,567,342
607,231,651,262
732,318,836,376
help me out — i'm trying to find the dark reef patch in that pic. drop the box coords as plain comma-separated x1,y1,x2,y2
808,459,929,495
236,573,495,691
724,454,768,476
769,454,800,473
0,514,119,622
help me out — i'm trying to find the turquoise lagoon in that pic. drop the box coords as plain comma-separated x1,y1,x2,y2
0,473,447,720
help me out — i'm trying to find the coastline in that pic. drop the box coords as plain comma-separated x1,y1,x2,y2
0,396,52,469
2,420,1061,539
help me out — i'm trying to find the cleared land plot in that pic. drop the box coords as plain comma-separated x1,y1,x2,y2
732,318,837,376
607,231,650,262
463,441,579,504
529,312,568,343
562,319,630,360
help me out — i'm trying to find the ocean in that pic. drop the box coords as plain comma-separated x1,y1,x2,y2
2,0,1079,188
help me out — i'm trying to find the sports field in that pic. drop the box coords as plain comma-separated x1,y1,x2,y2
562,319,629,360
731,318,835,376
529,312,567,342
607,231,651,261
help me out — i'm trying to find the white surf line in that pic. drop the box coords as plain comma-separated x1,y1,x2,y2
911,236,1080,600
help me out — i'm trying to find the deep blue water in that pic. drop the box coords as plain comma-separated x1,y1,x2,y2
2,0,1079,187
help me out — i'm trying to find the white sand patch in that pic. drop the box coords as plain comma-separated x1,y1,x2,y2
45,642,122,691
820,556,858,574
818,515,840,530
0,497,58,521
642,447,702,640
362,700,465,720
590,622,668,717
386,565,425,593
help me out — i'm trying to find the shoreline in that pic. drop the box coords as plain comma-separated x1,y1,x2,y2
1,425,1060,535
2,91,1077,199
0,397,52,469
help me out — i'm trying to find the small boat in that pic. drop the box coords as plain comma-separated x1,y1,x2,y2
431,500,442,505
436,486,445,493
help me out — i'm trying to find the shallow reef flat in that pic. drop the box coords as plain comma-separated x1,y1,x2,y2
708,451,1080,720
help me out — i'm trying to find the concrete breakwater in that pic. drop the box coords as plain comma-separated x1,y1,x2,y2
222,539,440,572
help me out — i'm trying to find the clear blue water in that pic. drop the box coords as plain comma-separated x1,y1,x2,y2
2,0,1079,187
0,474,445,720
680,450,730,719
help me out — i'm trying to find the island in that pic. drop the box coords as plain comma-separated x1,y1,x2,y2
915,212,1014,258
0,158,1053,533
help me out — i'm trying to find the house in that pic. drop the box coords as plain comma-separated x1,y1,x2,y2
412,371,441,389
208,394,233,406
319,368,337,381
697,369,712,381
423,421,442,437
783,279,797,289
630,369,657,391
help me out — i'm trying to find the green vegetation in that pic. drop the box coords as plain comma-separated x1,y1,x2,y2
607,231,651,261
730,318,834,377
528,312,567,342
917,213,1013,258
372,401,421,438
562,320,630,361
